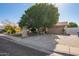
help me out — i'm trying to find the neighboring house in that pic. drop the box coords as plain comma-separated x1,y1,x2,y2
65,27,79,35
47,22,68,34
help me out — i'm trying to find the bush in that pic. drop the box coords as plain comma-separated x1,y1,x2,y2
4,24,16,34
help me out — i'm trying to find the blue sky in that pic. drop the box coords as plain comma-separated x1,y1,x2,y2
0,3,33,24
0,3,79,25
57,3,79,25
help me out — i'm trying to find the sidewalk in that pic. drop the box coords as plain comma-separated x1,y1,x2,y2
0,34,79,56
54,44,79,55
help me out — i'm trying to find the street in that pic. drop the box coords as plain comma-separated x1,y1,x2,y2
0,35,75,56
0,36,49,56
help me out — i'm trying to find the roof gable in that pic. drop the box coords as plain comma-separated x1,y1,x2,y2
55,22,68,26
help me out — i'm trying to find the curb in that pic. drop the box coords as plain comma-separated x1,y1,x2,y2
0,34,78,56
0,34,52,54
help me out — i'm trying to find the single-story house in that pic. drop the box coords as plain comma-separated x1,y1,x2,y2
47,22,68,34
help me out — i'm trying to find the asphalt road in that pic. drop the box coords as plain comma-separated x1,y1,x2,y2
0,36,74,56
0,36,49,56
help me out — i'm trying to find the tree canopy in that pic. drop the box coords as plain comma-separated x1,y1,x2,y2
19,3,59,33
68,22,78,28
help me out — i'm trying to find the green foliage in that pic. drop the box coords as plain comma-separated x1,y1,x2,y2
19,3,59,33
68,22,78,28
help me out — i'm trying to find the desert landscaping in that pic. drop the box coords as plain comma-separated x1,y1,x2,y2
0,3,79,56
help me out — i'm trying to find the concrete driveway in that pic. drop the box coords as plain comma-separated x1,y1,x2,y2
54,35,79,55
56,35,79,47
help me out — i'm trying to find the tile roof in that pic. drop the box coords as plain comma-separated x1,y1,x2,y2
55,22,68,26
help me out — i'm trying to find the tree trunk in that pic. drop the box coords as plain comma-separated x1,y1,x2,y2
43,27,48,34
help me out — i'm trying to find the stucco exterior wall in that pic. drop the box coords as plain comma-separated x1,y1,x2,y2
48,26,65,34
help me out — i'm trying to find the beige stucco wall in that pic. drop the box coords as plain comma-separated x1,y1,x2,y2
47,26,65,34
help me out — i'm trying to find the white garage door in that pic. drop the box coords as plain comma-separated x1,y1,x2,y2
65,28,79,35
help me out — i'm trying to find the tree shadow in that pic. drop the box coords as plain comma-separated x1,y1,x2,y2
48,34,59,52
26,34,59,56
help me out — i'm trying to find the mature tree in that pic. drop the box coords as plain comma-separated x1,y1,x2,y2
19,3,59,33
68,22,78,28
